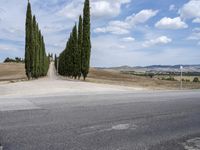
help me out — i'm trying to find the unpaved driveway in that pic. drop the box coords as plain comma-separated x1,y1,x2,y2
0,62,144,98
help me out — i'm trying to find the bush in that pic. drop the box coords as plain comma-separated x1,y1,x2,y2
148,73,154,78
193,77,199,83
4,57,24,63
161,76,176,81
185,79,190,82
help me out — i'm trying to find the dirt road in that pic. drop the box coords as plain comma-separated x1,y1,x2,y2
0,62,143,98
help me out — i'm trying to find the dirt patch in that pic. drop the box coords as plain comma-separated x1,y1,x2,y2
0,63,26,81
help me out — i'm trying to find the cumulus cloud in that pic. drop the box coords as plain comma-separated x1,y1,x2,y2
193,18,200,23
143,36,172,47
92,35,198,67
0,0,199,66
58,0,132,20
57,0,83,20
125,9,159,25
155,17,188,30
179,0,200,19
92,0,131,18
94,9,158,35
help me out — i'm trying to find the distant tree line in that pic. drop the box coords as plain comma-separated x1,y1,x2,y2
25,1,49,80
4,57,24,63
58,0,91,80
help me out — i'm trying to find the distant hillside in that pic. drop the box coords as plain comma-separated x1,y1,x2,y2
96,65,200,73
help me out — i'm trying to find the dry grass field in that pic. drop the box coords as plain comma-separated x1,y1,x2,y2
0,63,200,90
88,68,200,90
0,63,26,81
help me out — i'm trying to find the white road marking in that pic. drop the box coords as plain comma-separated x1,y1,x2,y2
80,123,137,136
111,124,131,130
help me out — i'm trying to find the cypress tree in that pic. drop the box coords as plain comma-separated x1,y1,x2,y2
78,15,83,79
25,0,33,80
35,23,39,78
41,36,45,76
57,0,91,81
32,15,37,78
68,33,74,77
39,30,43,76
72,24,78,79
82,0,91,80
25,1,49,79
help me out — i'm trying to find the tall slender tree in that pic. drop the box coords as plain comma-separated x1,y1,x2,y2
32,15,37,78
25,1,49,79
78,15,83,79
72,24,79,79
58,0,91,80
25,0,33,79
82,0,91,80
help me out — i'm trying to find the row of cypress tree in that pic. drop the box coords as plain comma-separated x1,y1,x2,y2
25,1,49,80
58,0,91,80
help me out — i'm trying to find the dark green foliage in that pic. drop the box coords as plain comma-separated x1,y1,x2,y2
4,57,24,63
25,1,33,79
193,77,199,82
25,1,49,79
82,0,91,80
72,24,79,79
58,0,91,80
54,54,57,70
161,76,176,81
78,15,83,79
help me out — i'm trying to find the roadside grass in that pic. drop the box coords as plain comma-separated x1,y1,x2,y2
88,68,200,90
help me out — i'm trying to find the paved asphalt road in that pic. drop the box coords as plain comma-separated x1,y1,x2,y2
0,90,200,150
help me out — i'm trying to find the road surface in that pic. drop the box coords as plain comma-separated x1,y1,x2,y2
0,63,200,150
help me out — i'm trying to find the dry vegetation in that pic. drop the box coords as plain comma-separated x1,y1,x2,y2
88,68,200,90
0,63,199,90
0,63,26,81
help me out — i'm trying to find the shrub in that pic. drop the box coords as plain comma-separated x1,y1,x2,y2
148,73,154,78
4,57,24,63
185,79,190,82
193,77,199,83
161,76,176,81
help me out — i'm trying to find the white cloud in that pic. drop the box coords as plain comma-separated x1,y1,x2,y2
155,17,188,30
169,4,176,11
193,18,200,23
121,37,135,42
94,20,130,35
92,0,131,18
58,0,132,20
179,0,200,19
125,9,158,25
57,0,83,20
92,35,198,67
143,36,172,47
94,9,158,35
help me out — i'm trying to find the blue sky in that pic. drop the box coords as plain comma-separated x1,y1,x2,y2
0,0,199,67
